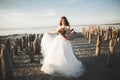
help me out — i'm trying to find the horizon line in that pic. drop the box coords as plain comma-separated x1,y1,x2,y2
0,22,120,30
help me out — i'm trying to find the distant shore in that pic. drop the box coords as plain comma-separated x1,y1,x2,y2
0,23,120,36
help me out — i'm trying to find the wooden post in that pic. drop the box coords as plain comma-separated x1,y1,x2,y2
11,45,14,64
0,44,2,60
117,29,120,43
2,39,14,80
82,27,86,37
0,44,2,80
26,36,29,55
16,38,20,52
88,26,93,43
14,44,18,55
22,36,26,49
19,39,23,51
86,31,89,39
94,26,97,36
104,26,110,41
95,26,102,56
107,27,117,68
88,32,92,43
35,34,41,55
95,35,102,56
29,34,35,62
82,27,84,36
109,39,116,54
0,44,6,80
107,39,116,68
29,42,35,62
88,32,91,43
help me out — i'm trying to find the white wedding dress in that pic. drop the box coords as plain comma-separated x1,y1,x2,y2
40,32,85,78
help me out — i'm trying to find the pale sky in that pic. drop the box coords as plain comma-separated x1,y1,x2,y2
0,0,120,29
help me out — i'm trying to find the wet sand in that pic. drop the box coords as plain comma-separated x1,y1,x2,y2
1,33,120,80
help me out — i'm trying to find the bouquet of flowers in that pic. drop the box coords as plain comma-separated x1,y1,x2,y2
58,28,66,35
58,28,68,39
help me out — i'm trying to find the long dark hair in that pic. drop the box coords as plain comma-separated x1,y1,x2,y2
59,16,70,26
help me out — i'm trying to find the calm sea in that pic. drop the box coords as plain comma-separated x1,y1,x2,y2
0,25,120,35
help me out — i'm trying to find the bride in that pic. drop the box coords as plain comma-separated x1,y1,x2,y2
40,16,85,78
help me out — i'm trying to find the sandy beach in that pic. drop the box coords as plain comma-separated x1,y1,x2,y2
0,32,120,80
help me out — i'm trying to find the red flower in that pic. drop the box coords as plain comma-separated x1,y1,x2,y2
58,29,62,33
58,28,66,35
58,28,68,40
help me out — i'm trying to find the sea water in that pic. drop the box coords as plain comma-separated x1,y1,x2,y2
0,26,56,35
0,25,120,35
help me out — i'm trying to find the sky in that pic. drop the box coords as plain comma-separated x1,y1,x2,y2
0,0,120,29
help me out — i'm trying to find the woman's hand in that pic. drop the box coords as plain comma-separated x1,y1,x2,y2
47,31,58,35
47,32,51,34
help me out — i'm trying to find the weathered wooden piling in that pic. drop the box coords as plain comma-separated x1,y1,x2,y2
19,39,23,51
29,42,35,62
95,35,102,56
104,26,110,41
109,27,117,54
14,43,18,55
1,39,14,80
22,36,26,49
95,26,102,56
0,44,2,80
16,38,20,52
35,34,41,55
26,36,29,55
0,44,6,80
107,27,117,68
88,27,93,43
117,29,120,43
29,34,36,62
82,27,86,37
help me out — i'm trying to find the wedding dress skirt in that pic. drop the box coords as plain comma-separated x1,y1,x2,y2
40,32,85,77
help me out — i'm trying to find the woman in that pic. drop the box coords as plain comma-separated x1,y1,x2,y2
40,16,85,78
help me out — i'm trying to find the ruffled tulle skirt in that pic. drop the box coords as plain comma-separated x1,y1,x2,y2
40,32,85,77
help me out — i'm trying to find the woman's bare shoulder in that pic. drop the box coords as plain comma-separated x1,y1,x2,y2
66,26,70,29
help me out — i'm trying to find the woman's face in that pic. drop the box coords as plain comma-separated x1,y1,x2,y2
61,19,66,25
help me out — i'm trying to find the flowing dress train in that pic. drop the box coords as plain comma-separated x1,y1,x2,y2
40,32,85,77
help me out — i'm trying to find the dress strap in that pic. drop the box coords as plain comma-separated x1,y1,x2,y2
62,35,68,40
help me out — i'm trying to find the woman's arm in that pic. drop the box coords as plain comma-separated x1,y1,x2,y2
47,26,60,34
66,26,71,34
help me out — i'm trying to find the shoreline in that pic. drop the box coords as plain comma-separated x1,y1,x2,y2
0,24,120,36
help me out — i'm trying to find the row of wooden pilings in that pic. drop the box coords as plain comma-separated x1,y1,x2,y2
0,34,43,80
82,26,120,67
